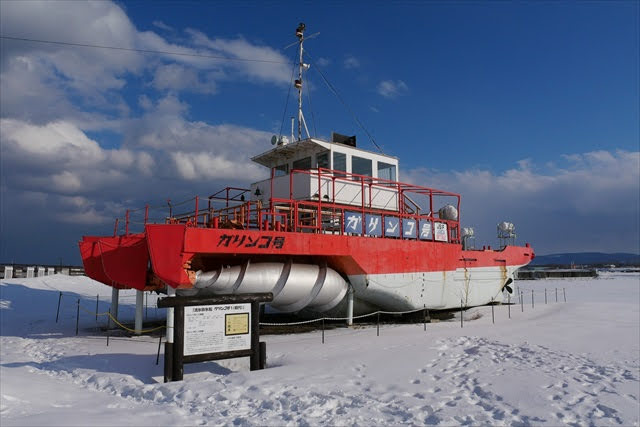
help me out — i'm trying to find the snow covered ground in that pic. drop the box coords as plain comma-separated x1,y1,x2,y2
1,272,638,426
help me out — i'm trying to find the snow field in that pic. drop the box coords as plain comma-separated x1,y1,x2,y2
1,273,638,426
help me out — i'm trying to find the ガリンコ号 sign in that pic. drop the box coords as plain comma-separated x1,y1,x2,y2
184,304,251,356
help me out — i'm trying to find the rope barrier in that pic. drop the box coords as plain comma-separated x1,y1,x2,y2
57,292,164,334
78,304,165,334
260,318,324,326
259,307,427,326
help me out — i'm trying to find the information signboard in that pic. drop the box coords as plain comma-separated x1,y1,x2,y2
434,222,448,242
184,303,251,356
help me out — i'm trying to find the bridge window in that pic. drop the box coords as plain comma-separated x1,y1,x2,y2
378,162,396,181
352,156,372,178
317,151,329,169
274,163,289,177
293,156,312,171
333,152,347,177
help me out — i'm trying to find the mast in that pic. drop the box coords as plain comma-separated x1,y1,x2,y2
294,23,310,141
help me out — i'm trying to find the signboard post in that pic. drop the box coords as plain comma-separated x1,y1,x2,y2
157,293,273,382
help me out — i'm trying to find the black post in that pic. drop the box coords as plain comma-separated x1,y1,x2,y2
521,291,524,312
545,288,547,304
95,295,99,323
460,301,464,328
423,308,426,331
164,342,173,382
55,292,62,323
156,334,162,365
75,298,80,336
250,302,260,371
376,312,380,336
322,318,325,344
556,287,558,302
531,290,534,309
491,299,495,324
172,306,184,381
106,309,110,346
563,288,566,303
145,292,148,320
508,293,511,319
259,341,266,369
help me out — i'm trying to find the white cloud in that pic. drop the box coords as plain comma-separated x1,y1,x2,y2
51,171,84,193
343,55,360,69
0,103,271,224
185,29,290,84
0,119,105,163
0,1,141,93
0,118,145,194
377,80,409,98
152,20,173,32
172,151,263,181
0,0,291,126
404,150,640,253
151,63,217,93
316,57,331,67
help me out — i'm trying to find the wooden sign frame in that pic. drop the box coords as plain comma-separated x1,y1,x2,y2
158,293,273,382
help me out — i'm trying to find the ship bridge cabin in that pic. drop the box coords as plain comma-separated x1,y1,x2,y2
250,134,399,211
246,133,461,243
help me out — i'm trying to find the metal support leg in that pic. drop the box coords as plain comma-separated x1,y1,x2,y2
135,290,143,334
164,287,175,382
346,286,354,326
109,287,119,328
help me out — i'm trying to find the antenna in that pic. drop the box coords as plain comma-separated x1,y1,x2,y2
294,23,312,141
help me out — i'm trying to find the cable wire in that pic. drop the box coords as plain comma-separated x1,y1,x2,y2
0,35,290,64
306,51,384,153
306,71,318,138
278,48,299,141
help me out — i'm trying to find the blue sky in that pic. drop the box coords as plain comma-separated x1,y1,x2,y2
0,0,638,264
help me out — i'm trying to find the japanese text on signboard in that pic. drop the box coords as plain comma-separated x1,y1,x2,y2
217,234,285,249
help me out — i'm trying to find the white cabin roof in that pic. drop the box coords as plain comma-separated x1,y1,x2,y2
251,137,398,169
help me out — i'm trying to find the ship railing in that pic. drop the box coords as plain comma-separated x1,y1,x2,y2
110,179,460,243
256,198,460,243
287,167,460,215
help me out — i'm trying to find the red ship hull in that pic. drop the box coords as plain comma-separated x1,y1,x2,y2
81,224,533,290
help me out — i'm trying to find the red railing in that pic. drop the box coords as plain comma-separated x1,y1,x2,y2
111,169,461,244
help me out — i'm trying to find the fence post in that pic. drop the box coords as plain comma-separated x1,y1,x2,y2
322,318,325,344
491,299,495,324
259,342,266,369
96,295,99,323
376,312,380,336
55,292,62,323
423,308,426,331
156,334,162,365
106,309,110,346
563,288,566,303
520,291,524,312
545,288,547,304
508,293,511,319
460,300,464,328
75,298,80,336
556,287,558,303
531,289,534,309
